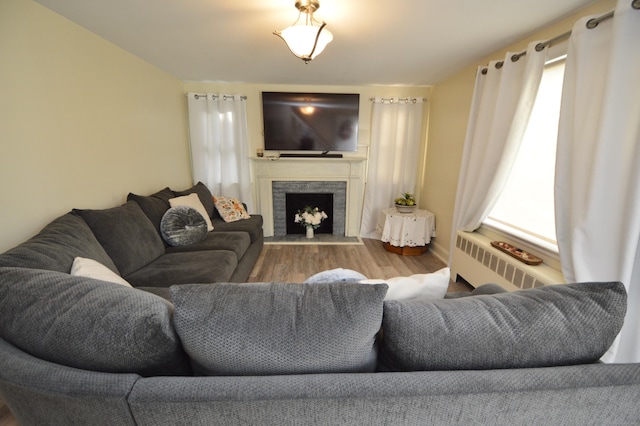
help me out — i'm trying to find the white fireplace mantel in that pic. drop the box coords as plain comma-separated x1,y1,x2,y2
252,157,367,237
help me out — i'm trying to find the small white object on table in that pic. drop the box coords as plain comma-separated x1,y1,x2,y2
381,208,436,255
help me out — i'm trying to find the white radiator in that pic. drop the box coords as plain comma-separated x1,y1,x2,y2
451,231,565,291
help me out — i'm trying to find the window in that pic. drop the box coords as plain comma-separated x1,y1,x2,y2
485,56,566,250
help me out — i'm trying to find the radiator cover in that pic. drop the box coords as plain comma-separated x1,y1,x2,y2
451,231,565,291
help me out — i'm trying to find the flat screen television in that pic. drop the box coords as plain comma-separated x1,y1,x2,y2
261,92,359,152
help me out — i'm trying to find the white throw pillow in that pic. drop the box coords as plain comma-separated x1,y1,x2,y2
169,193,214,231
70,257,132,287
360,267,450,300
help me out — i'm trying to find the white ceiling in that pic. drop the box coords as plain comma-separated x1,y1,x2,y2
35,0,599,86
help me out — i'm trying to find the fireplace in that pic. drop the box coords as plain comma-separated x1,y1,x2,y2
272,181,347,237
286,193,334,235
253,157,367,237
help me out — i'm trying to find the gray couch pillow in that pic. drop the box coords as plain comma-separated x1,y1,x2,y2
380,281,626,371
74,201,165,276
172,182,216,220
171,282,388,376
0,267,191,376
0,212,118,274
160,206,208,246
127,187,174,234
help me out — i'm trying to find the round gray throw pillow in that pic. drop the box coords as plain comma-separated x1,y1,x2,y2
160,206,208,246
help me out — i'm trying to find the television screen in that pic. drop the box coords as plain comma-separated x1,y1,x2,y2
261,92,359,152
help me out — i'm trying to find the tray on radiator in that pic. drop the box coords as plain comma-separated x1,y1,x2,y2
490,241,543,265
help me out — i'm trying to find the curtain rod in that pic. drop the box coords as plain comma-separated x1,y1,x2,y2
190,94,247,100
482,0,640,74
369,97,426,103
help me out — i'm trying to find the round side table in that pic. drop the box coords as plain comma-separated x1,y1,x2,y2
381,208,436,256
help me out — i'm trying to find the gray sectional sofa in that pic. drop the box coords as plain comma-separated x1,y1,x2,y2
1,183,640,425
0,182,263,292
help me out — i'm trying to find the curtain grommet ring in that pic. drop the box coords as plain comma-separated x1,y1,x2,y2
586,18,599,29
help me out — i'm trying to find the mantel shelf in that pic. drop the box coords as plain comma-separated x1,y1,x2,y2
252,156,367,162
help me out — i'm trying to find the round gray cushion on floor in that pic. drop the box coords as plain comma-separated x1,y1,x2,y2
160,206,208,247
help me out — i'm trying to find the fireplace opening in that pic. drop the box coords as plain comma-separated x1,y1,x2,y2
286,193,334,235
272,181,346,237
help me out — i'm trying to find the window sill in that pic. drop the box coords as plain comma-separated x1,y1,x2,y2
480,219,561,272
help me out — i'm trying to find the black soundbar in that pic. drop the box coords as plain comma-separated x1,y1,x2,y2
279,153,343,158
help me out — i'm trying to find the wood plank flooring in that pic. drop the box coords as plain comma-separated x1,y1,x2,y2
0,239,470,424
249,238,472,293
0,400,17,426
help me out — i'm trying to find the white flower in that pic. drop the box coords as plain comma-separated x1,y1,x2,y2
294,205,329,229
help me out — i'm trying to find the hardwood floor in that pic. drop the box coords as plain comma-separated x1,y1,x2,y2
249,238,472,292
0,239,469,424
0,400,17,426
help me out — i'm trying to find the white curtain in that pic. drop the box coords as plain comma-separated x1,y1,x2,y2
448,41,547,263
555,0,640,363
186,93,254,212
360,98,424,239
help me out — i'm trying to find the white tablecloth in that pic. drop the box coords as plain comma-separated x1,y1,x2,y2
381,208,436,247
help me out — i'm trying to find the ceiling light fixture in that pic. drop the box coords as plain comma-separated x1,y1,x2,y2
274,0,333,64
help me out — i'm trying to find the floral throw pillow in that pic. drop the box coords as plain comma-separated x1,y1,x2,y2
213,196,251,222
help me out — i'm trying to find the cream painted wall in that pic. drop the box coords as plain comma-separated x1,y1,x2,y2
0,0,192,252
421,0,617,262
182,82,432,214
1,0,614,257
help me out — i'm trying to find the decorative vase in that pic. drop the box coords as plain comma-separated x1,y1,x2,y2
306,226,314,239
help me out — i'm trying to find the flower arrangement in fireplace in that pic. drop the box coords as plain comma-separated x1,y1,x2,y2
294,205,328,229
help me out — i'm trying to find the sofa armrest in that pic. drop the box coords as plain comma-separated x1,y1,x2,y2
0,337,139,425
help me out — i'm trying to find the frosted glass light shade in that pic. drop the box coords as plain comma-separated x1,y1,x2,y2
278,23,333,61
274,0,333,63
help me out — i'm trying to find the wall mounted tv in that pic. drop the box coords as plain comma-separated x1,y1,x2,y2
261,92,360,152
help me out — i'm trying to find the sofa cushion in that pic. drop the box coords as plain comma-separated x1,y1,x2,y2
127,187,174,234
124,251,238,288
71,257,132,287
360,267,450,300
160,206,208,247
213,195,251,222
0,212,118,274
171,282,388,376
169,193,213,231
172,182,216,220
0,267,191,376
380,281,627,371
74,201,165,276
165,231,250,260
211,215,263,243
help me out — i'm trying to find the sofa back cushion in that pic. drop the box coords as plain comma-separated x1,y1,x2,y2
0,267,191,376
171,282,388,376
172,182,217,220
0,212,117,273
127,187,174,235
380,281,627,371
74,201,165,276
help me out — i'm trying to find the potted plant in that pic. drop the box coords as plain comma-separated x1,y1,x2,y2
394,192,417,213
